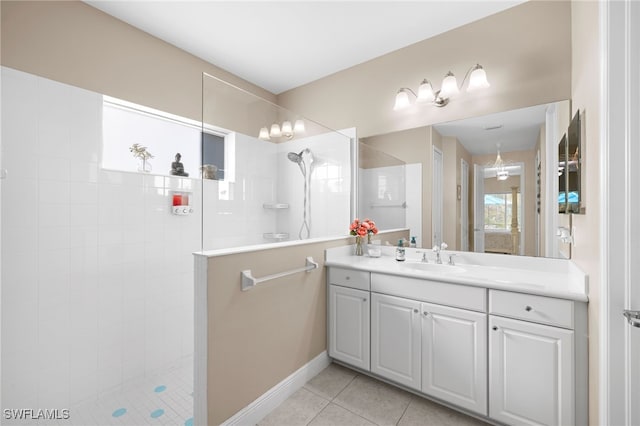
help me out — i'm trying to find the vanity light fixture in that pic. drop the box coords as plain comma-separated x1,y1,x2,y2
394,63,490,110
259,119,306,141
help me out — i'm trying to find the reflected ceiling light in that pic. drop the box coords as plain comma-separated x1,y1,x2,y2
258,127,270,140
294,119,306,133
270,124,282,138
281,121,293,138
493,143,509,181
259,119,306,141
394,63,490,110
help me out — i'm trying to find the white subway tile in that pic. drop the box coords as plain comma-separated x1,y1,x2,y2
39,225,71,250
39,179,70,205
69,161,99,183
69,181,98,204
38,365,70,408
39,203,70,228
69,226,99,248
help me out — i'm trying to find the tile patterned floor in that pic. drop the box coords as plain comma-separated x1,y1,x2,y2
259,363,491,426
65,356,193,426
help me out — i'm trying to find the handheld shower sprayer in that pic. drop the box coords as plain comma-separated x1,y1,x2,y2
287,148,314,239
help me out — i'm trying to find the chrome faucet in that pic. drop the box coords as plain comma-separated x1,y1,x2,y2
448,254,457,265
432,242,448,264
416,250,428,263
432,245,442,264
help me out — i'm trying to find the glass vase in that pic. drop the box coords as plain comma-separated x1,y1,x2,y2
355,236,364,256
137,158,152,173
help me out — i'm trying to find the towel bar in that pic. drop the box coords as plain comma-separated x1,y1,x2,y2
241,256,319,291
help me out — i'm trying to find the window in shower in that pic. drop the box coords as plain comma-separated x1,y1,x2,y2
101,96,234,180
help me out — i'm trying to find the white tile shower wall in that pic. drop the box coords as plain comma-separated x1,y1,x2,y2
1,67,197,411
277,132,351,241
201,133,277,250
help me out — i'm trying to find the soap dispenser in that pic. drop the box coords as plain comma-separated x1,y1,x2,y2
395,239,406,262
410,236,417,248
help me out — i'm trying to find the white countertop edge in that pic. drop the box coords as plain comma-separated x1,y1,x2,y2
326,248,589,303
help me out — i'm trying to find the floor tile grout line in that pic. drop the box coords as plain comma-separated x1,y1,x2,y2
395,395,414,426
330,371,359,402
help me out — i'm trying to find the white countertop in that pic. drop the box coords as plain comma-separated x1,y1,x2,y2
325,246,588,302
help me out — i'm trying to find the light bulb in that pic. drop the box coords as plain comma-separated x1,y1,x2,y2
258,127,270,140
393,89,411,110
294,119,306,133
467,64,490,92
281,121,293,139
270,123,281,138
417,79,435,103
439,72,459,99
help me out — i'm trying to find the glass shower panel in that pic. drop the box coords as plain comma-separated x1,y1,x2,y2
200,73,352,252
358,143,407,231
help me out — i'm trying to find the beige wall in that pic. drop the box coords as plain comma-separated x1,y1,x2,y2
361,127,433,246
0,1,276,123
473,150,537,257
207,230,409,424
570,1,601,423
278,1,571,138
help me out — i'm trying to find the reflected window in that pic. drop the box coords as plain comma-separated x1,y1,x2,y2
484,193,521,230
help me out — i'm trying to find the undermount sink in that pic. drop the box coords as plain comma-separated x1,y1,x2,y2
404,261,466,274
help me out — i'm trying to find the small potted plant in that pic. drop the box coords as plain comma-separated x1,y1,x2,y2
129,143,154,173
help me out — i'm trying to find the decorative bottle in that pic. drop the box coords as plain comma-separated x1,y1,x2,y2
395,239,406,262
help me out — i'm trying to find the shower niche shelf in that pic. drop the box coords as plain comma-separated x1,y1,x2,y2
263,203,289,209
263,233,289,241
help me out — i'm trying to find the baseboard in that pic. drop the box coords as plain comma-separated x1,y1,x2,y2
222,351,331,426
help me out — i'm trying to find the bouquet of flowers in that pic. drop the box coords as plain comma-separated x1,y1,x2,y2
349,218,378,240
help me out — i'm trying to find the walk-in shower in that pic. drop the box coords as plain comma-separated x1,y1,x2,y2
287,148,314,239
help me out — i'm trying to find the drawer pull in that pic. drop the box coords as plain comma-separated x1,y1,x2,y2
362,298,367,302
423,311,429,316
414,309,419,313
345,276,351,280
492,326,499,331
525,305,533,312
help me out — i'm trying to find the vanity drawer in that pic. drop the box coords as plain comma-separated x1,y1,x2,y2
371,273,486,312
489,290,574,329
328,267,370,291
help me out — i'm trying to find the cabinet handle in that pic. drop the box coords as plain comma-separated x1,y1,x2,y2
362,298,367,302
423,311,429,316
413,309,419,313
345,276,351,280
525,305,533,312
492,326,499,331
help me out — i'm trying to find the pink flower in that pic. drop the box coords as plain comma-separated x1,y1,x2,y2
357,227,367,236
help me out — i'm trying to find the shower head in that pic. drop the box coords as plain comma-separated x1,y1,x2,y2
287,152,302,163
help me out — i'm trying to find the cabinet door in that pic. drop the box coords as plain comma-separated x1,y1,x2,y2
489,316,574,426
329,285,370,370
421,302,487,415
371,293,421,390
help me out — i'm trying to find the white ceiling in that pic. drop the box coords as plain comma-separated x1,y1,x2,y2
84,1,525,95
433,103,551,155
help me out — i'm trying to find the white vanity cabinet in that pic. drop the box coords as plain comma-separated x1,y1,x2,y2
421,302,487,415
328,268,371,371
326,260,587,426
488,289,588,426
371,293,421,390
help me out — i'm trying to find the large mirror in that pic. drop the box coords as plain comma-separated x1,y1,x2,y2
359,100,570,258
